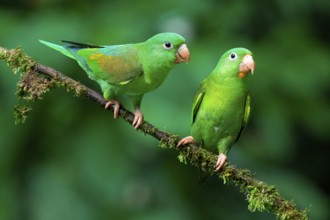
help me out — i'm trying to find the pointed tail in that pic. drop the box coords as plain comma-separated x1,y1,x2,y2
39,40,75,59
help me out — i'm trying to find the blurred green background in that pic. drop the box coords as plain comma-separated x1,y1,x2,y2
1,0,330,219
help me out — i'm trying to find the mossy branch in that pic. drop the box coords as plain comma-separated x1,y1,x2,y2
0,46,308,220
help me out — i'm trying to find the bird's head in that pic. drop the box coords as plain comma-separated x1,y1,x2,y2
216,48,255,79
144,32,190,66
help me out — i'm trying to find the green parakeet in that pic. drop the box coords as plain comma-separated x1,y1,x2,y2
39,32,190,128
177,48,255,171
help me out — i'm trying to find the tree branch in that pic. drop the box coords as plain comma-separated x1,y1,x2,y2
0,46,308,220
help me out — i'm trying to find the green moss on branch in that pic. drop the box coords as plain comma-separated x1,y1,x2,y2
0,47,35,75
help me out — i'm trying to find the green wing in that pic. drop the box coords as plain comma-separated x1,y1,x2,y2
192,81,207,124
235,93,251,143
40,40,143,85
76,45,143,85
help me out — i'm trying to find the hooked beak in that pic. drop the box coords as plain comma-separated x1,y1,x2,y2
175,44,190,64
239,54,255,78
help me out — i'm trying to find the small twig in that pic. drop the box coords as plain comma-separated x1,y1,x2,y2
0,46,308,220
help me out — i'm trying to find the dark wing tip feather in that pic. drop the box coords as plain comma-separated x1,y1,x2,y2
61,40,104,49
192,85,206,125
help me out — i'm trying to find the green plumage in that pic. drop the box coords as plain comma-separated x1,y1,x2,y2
179,48,254,170
40,33,186,98
40,32,190,128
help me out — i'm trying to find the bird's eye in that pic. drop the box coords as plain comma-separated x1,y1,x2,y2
229,52,237,60
163,42,173,49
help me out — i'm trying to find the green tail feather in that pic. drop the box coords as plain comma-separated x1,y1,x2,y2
39,40,75,59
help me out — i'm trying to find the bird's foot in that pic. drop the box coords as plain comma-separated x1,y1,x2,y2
105,100,120,119
132,107,144,129
215,153,227,171
177,136,195,147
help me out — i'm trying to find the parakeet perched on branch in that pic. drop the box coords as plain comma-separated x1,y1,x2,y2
177,48,255,171
40,33,190,128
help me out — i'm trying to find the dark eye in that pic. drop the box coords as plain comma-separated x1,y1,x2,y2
163,42,173,49
229,52,237,60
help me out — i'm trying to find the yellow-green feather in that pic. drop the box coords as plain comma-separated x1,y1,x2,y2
76,46,143,85
189,48,252,155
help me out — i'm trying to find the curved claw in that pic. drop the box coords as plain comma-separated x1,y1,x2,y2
215,153,227,171
105,100,120,119
177,136,195,147
132,107,144,129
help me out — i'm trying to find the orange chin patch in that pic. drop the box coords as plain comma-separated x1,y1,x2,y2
238,72,247,78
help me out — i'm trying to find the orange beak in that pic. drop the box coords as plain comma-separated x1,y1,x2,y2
175,44,190,64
